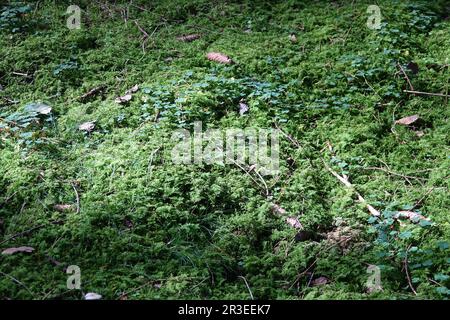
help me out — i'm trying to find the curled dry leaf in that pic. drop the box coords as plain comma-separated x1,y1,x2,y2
79,121,96,132
2,246,34,255
394,210,429,222
85,292,102,300
395,114,419,126
177,34,201,42
115,94,132,104
115,85,139,104
311,276,329,286
206,52,234,64
126,85,139,94
239,100,249,116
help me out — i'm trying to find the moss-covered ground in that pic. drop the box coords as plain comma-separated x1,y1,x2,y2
0,0,449,299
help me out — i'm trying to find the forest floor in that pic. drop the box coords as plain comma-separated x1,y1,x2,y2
0,0,449,300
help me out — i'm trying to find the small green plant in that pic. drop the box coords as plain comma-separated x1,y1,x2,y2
0,102,54,149
368,208,449,297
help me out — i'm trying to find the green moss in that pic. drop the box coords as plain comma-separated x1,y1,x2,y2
0,0,449,299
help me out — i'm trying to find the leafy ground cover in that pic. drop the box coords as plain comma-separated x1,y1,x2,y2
0,0,449,299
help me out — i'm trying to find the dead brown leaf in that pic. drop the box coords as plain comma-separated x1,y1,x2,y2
239,101,249,116
206,52,234,64
311,276,329,286
177,34,201,42
395,114,420,126
2,246,34,255
79,121,96,132
115,85,139,104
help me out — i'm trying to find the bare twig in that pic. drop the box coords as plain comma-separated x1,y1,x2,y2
0,220,64,246
362,166,427,182
404,245,418,296
238,276,254,300
0,271,36,298
11,72,31,78
411,186,436,210
217,147,269,197
78,85,106,101
403,90,449,98
134,20,149,53
397,63,414,91
274,123,301,148
71,182,80,214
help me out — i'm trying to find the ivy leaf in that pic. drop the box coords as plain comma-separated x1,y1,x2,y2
437,241,449,250
434,274,449,282
419,220,432,227
399,231,412,239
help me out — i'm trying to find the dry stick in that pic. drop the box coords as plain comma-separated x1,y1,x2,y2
363,166,427,182
397,63,414,91
71,182,80,214
0,271,36,298
274,123,301,148
411,186,436,210
78,85,105,101
134,20,149,53
0,224,46,246
218,147,269,197
11,72,30,78
0,220,64,246
403,90,450,98
323,160,380,217
238,276,254,300
404,245,418,296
